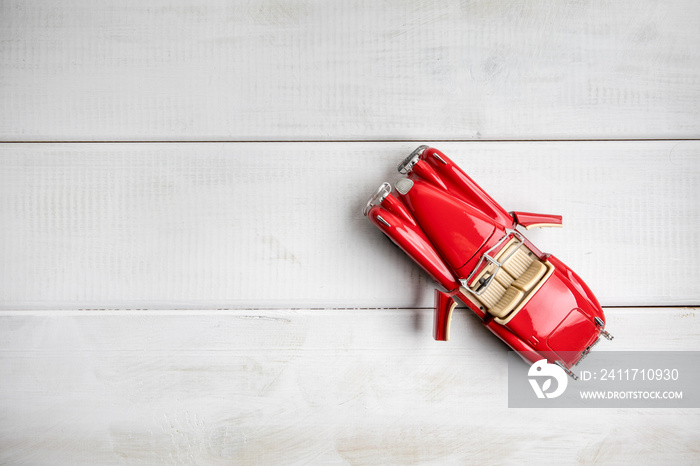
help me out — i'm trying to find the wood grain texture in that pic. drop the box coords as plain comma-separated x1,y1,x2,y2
2,1,699,464
0,307,698,465
1,0,699,141
1,141,698,309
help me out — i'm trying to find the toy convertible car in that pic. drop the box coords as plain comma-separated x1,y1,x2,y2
363,146,612,378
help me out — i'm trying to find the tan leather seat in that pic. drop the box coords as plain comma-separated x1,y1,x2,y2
474,278,506,309
488,286,525,318
493,268,514,288
469,242,545,319
513,261,547,292
497,244,535,278
470,264,514,289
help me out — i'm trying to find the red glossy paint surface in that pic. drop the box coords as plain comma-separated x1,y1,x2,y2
547,309,598,361
365,146,608,369
434,290,456,341
417,147,515,229
492,257,603,366
380,192,417,227
368,204,459,292
400,180,497,270
454,224,507,279
411,160,447,191
512,211,563,228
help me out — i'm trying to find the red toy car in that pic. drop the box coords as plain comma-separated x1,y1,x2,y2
363,146,613,378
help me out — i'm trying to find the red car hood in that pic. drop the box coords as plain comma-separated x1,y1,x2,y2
400,180,497,270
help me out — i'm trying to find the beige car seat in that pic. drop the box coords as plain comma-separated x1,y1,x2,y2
469,241,548,319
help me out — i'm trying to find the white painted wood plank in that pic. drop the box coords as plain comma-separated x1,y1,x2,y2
1,0,699,141
0,308,698,465
1,141,698,309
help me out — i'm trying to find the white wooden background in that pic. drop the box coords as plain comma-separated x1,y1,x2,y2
1,1,699,464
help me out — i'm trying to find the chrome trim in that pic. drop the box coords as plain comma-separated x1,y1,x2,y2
575,336,602,366
432,152,447,164
398,145,429,174
376,216,391,227
556,361,579,380
362,182,392,217
593,316,613,340
460,229,525,296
